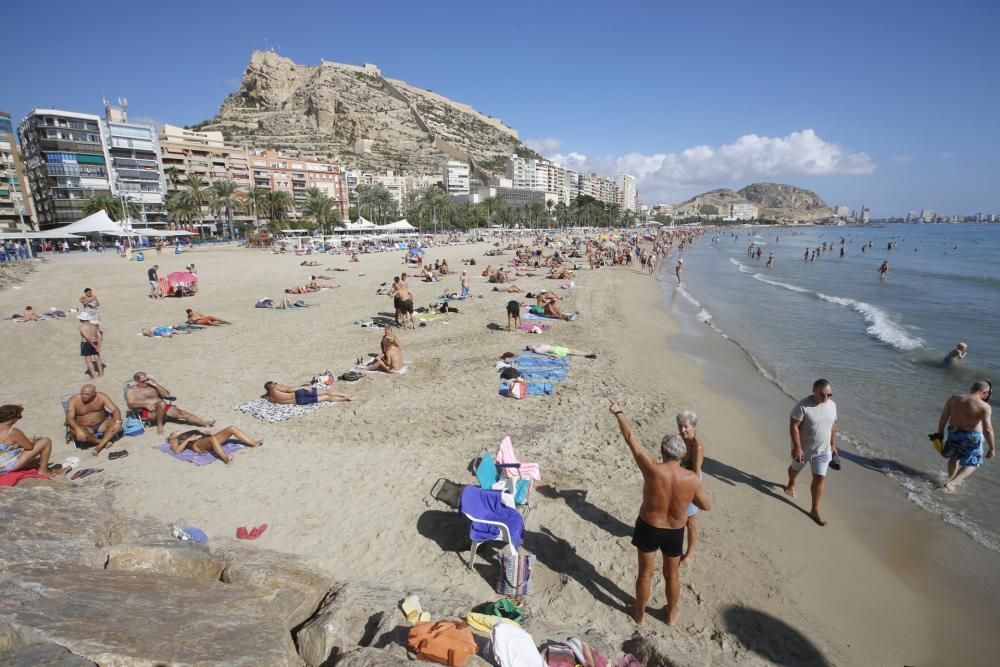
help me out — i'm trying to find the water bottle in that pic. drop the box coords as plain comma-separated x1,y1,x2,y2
171,519,193,541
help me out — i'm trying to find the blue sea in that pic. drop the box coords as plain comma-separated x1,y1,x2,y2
670,223,999,551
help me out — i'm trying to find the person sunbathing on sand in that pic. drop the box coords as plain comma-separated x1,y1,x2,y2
610,402,710,626
167,426,263,464
493,283,521,293
18,306,39,321
300,260,320,266
536,291,574,320
185,309,230,326
126,372,215,435
141,326,175,337
264,382,352,405
525,344,596,359
366,329,405,373
256,297,309,309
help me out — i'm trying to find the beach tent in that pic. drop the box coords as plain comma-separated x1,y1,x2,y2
135,229,194,238
383,219,416,231
0,230,80,239
49,210,134,237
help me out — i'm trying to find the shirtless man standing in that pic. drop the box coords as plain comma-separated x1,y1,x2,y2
611,401,710,625
395,278,414,329
126,372,214,434
65,384,123,455
935,380,994,492
78,312,103,378
674,258,683,284
263,382,351,405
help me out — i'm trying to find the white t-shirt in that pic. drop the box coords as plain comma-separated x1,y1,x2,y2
790,396,837,454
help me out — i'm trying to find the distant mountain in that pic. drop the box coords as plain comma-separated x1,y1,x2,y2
674,183,833,222
199,51,537,176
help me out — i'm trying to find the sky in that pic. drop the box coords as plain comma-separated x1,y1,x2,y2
5,0,999,216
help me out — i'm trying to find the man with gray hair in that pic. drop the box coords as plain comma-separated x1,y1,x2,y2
610,401,710,626
934,380,993,492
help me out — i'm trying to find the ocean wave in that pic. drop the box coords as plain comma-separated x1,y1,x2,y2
752,273,810,293
728,257,754,273
675,285,702,309
696,308,713,323
731,262,925,351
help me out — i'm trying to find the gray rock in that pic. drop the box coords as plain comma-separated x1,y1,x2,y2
0,566,301,666
0,538,107,583
0,486,119,548
212,539,336,630
0,642,97,666
332,647,413,666
106,541,226,581
296,583,477,667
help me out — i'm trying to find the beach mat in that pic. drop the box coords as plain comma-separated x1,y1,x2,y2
155,440,248,465
352,363,410,375
518,322,549,332
522,312,576,321
500,381,554,397
235,398,335,423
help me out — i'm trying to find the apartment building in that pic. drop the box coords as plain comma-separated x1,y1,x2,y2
102,100,166,225
18,109,112,229
159,124,252,226
620,174,637,212
249,149,348,221
508,154,579,205
0,111,34,232
730,203,756,220
579,173,620,208
443,160,470,195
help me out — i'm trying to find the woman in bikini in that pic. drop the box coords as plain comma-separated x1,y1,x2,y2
0,404,60,476
167,426,263,465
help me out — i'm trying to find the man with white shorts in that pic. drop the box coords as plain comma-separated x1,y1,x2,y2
784,378,838,526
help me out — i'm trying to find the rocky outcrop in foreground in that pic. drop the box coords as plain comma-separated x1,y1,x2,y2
0,482,767,665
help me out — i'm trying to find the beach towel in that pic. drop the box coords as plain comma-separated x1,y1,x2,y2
437,296,466,302
154,440,249,466
542,639,610,667
491,622,544,667
460,485,524,550
0,469,50,486
235,398,335,423
499,381,553,397
496,436,541,483
352,363,410,375
518,322,550,332
518,368,569,381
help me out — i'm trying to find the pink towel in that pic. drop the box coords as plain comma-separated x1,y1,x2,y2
496,436,541,482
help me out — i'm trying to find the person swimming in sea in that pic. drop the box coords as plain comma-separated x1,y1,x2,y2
944,342,968,365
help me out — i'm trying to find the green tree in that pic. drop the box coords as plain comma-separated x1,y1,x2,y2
165,191,198,228
180,175,210,229
356,183,398,224
164,166,183,190
302,189,336,233
82,194,139,222
246,186,271,223
211,179,244,239
266,190,295,223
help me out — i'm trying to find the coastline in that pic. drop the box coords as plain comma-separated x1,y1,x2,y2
661,265,999,664
0,243,996,664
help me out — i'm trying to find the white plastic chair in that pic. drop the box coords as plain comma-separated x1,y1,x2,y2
462,512,518,569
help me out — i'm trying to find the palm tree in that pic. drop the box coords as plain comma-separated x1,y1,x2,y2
302,190,335,234
418,187,451,232
82,194,139,222
246,186,270,224
164,166,183,191
165,191,198,229
211,179,243,240
180,175,210,232
356,183,398,224
266,190,295,223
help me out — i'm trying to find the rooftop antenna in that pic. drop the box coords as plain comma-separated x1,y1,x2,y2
119,97,128,122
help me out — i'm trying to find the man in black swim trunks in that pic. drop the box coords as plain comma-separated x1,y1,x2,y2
610,401,710,626
264,382,352,405
506,300,521,331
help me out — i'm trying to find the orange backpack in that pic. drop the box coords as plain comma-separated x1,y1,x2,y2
407,620,478,666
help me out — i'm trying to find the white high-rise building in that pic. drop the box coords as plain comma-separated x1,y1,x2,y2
102,99,167,226
920,209,935,223
443,160,470,195
621,174,637,212
508,155,538,190
730,203,756,221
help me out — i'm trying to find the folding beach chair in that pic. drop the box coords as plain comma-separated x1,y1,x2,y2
122,378,158,427
61,393,123,450
460,485,519,569
495,436,540,495
475,450,532,519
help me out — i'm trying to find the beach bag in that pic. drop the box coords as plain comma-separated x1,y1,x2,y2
122,416,145,437
497,553,535,596
407,620,477,666
508,379,527,400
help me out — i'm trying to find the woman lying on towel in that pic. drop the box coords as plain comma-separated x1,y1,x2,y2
256,297,310,309
167,426,263,464
525,344,597,359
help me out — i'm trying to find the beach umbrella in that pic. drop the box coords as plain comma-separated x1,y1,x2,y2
166,271,198,285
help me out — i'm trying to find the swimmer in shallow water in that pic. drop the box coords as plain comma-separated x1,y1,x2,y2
944,342,968,365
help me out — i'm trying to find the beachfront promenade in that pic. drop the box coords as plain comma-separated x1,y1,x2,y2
0,235,996,665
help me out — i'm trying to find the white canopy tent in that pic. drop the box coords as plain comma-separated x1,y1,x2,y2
49,210,135,237
0,230,81,240
336,218,379,233
381,219,416,231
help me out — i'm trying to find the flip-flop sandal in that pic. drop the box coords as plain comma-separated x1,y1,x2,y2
108,451,128,460
71,468,103,480
236,526,249,540
247,524,268,540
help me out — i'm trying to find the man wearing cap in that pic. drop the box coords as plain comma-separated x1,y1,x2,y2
78,312,103,378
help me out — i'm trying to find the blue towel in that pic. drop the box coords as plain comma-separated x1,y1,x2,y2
499,381,554,396
519,369,568,381
514,354,570,368
460,485,524,549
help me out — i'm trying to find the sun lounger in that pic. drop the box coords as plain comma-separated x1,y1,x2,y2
234,397,336,423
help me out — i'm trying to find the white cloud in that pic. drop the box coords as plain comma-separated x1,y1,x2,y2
890,154,913,163
535,129,876,203
525,136,563,155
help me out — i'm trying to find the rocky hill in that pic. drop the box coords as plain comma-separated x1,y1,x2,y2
674,183,833,222
200,51,536,176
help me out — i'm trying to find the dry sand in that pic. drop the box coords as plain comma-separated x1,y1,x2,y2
1,242,997,665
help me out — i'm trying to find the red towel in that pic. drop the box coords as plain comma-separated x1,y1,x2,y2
0,470,49,486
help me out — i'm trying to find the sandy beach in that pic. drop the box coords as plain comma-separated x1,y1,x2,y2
2,240,997,665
